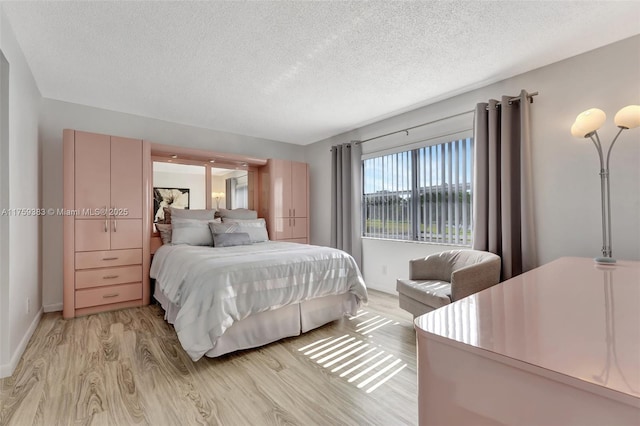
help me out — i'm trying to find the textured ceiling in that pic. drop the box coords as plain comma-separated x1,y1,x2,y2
2,1,639,145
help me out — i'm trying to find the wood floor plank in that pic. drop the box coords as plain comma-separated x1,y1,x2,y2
0,290,418,425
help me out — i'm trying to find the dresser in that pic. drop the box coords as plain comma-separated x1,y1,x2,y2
259,159,309,243
63,130,151,318
414,257,640,425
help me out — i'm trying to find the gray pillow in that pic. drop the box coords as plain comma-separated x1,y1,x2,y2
170,207,217,221
221,218,269,242
218,208,258,220
212,232,252,247
171,217,214,246
155,223,172,244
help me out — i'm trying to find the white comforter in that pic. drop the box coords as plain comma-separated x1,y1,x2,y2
150,241,368,360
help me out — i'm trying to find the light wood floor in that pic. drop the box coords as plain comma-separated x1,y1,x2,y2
0,290,417,426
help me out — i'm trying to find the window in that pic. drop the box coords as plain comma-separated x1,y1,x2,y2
363,137,473,245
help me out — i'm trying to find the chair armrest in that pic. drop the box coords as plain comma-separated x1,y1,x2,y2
450,257,501,301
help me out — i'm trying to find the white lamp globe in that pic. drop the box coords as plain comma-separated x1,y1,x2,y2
571,108,606,138
614,105,640,129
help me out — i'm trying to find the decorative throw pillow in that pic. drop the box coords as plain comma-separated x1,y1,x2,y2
212,232,252,247
155,223,172,245
171,217,214,246
221,218,269,242
162,207,172,224
218,208,258,220
209,222,239,235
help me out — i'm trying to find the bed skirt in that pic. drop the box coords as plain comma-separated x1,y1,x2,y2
153,285,358,358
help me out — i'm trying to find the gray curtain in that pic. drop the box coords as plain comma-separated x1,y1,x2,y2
330,142,363,268
472,89,537,280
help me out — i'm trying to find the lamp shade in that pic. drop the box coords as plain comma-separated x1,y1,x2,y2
571,122,588,138
571,108,606,138
614,105,640,129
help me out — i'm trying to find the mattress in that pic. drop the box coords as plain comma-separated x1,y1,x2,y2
150,241,368,360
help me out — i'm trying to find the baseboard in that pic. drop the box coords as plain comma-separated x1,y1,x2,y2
365,284,397,295
43,302,62,313
0,307,43,378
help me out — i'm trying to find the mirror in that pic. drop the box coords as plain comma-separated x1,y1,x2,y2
152,161,251,222
211,168,249,210
153,162,206,222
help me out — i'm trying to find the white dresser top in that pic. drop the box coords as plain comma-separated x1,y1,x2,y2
414,257,640,404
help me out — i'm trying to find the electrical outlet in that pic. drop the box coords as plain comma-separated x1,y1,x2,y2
26,297,30,314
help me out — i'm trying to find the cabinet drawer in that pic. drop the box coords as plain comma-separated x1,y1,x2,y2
75,282,142,309
76,265,142,289
76,249,142,270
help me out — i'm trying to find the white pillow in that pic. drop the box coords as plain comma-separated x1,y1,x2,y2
171,217,215,246
221,218,269,242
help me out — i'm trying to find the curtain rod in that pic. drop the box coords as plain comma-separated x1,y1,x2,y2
354,109,474,145
489,91,539,107
352,91,538,146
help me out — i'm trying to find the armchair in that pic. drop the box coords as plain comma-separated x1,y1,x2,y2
396,249,501,317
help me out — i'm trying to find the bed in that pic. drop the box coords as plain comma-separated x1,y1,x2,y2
150,240,368,361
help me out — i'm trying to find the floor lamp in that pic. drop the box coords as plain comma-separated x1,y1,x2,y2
571,105,640,264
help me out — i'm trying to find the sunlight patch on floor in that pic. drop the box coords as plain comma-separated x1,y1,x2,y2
297,311,407,394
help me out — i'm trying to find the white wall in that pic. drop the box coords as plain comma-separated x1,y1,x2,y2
0,19,8,378
0,6,42,378
306,36,640,294
39,99,305,312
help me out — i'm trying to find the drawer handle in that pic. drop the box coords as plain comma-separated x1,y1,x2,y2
103,275,119,279
102,257,119,261
103,293,120,299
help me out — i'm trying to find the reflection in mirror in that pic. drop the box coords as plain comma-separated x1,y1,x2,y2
153,162,205,222
211,168,249,210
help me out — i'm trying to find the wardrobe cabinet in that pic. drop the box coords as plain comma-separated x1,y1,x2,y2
63,130,150,319
260,159,309,243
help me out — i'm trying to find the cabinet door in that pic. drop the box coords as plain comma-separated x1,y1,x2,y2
272,218,292,240
110,137,142,219
291,217,307,239
75,132,110,218
290,161,308,218
270,159,292,218
110,219,142,250
75,219,110,252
